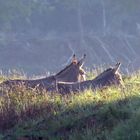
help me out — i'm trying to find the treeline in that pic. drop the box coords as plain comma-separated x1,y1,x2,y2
0,0,140,34
0,0,140,75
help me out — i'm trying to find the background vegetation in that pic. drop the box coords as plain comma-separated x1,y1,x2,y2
0,0,140,75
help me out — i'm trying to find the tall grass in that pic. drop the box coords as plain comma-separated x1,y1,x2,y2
0,72,139,140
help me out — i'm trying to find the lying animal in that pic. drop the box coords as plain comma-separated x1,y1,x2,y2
0,54,86,92
57,62,124,94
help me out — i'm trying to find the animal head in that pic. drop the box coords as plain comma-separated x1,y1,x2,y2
112,62,124,86
93,62,124,88
55,54,86,82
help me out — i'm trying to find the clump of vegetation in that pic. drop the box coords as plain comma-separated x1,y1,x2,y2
0,72,139,140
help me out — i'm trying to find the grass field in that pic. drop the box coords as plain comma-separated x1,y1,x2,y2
0,71,140,140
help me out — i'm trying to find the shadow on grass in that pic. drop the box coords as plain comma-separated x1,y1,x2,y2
1,90,140,140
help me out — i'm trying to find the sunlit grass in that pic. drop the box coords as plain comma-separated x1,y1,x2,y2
0,72,139,140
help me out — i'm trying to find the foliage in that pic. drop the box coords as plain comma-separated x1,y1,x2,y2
0,72,139,139
0,0,139,32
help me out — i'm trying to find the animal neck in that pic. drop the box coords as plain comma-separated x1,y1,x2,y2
54,64,79,82
55,70,78,82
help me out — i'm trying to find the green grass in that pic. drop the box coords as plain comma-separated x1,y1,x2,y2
0,72,140,140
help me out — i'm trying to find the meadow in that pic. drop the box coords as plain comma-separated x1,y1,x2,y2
0,71,140,140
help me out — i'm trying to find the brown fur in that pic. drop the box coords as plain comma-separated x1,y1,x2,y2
57,63,124,94
0,54,86,92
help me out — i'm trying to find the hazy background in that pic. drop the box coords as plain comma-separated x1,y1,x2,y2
0,0,140,76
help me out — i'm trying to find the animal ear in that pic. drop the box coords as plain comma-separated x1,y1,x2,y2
72,54,78,64
77,54,86,67
114,62,121,73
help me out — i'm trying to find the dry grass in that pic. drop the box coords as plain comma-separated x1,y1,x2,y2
0,71,139,140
